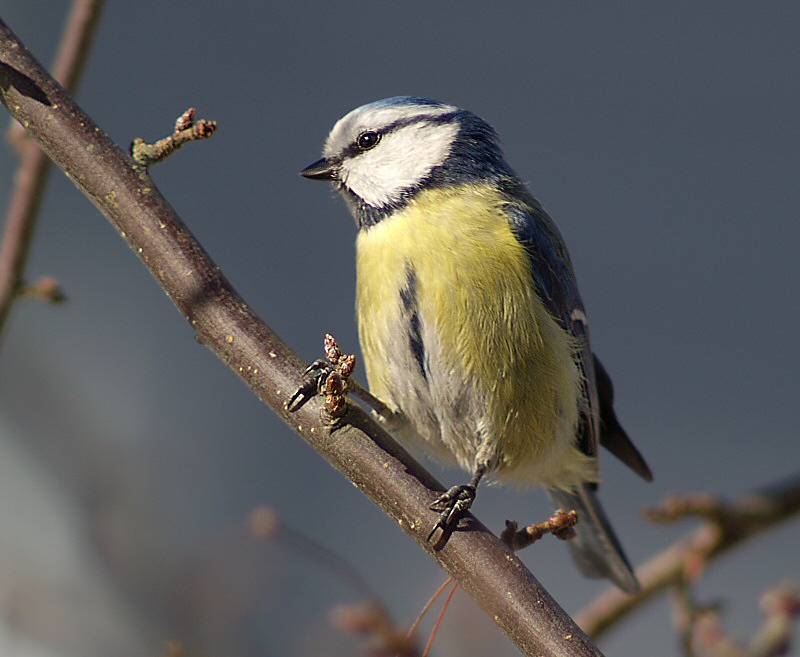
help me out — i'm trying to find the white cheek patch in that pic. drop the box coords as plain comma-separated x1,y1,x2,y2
341,121,459,208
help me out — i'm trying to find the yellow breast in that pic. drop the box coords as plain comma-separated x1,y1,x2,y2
355,184,594,488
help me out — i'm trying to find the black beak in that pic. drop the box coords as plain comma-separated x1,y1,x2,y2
300,157,338,181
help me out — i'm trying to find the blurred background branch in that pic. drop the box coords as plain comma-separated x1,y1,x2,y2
0,0,105,343
576,473,800,641
670,580,799,657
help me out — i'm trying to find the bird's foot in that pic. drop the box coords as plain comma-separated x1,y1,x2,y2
286,334,355,424
427,484,477,540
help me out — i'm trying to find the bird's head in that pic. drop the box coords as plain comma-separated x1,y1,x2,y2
301,96,514,228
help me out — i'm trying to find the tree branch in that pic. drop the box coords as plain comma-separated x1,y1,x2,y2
575,473,800,640
0,17,606,657
0,0,105,342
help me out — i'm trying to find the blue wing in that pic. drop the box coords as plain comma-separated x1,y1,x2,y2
505,197,600,459
506,195,653,480
505,193,652,592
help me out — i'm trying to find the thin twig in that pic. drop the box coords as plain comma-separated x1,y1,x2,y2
18,275,67,302
404,577,454,652
501,509,579,552
130,107,217,170
421,580,458,657
575,473,800,641
0,0,105,343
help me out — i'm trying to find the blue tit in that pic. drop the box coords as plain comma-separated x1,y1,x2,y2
301,97,652,593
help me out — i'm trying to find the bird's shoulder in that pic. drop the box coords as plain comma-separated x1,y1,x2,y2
497,181,584,331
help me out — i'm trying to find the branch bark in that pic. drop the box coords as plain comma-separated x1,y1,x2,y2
0,17,605,657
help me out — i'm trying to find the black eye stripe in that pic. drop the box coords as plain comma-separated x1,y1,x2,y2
344,112,461,159
347,112,457,154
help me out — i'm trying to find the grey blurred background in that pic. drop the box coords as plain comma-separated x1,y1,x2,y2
0,2,798,656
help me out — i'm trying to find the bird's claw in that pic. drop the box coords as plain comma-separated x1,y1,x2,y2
286,335,356,424
286,359,332,412
427,484,477,540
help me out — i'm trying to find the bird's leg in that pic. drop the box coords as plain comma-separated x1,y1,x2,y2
428,430,499,541
428,462,487,541
347,378,405,430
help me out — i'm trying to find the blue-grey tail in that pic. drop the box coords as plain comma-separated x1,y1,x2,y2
548,485,640,594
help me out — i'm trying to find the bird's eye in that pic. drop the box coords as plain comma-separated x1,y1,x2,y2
356,131,381,150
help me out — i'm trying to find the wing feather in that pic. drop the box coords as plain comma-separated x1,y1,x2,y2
505,195,600,460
